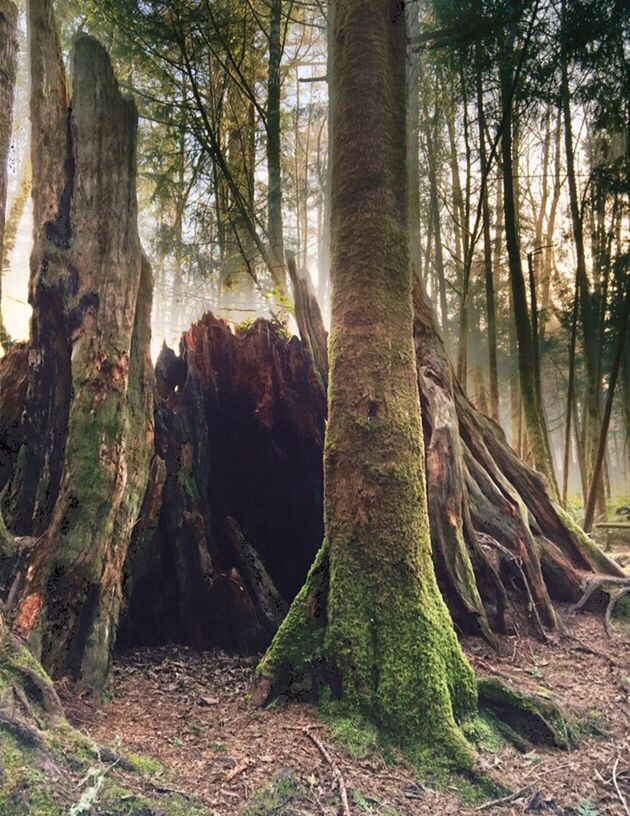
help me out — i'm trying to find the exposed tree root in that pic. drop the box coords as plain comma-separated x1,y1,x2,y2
477,677,578,750
0,610,214,815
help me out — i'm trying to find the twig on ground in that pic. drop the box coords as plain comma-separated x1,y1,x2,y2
302,725,351,816
473,786,530,811
612,750,630,816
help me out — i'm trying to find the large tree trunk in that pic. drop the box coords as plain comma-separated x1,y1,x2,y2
259,0,477,765
0,0,17,349
3,5,153,692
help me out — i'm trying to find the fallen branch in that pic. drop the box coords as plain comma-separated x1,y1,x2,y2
473,786,530,811
303,726,351,816
612,749,630,816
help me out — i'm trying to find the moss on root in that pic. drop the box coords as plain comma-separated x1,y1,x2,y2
478,677,578,750
0,617,211,815
257,540,329,688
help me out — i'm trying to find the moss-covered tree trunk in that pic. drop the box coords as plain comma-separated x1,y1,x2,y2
0,0,17,349
260,0,477,763
4,1,153,692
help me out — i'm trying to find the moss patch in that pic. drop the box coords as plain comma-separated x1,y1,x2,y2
243,772,311,815
478,676,578,749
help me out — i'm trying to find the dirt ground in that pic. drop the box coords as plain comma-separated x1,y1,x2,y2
66,609,629,816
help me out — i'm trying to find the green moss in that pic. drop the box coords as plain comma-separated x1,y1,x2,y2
244,772,308,816
478,677,578,749
461,712,503,753
257,541,329,684
126,751,164,776
322,705,385,760
97,780,209,816
613,592,630,620
351,789,405,815
0,733,65,816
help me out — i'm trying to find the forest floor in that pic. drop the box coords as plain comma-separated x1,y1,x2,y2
65,607,629,816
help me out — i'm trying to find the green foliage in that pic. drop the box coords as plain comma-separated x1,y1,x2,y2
574,799,599,816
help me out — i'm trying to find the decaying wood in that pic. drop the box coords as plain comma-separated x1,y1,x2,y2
2,6,154,691
286,250,328,393
0,342,28,494
119,314,325,653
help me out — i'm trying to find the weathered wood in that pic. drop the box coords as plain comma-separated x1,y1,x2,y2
7,0,71,533
5,22,154,691
286,250,328,393
119,314,325,654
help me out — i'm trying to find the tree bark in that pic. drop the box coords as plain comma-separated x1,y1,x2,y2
560,0,605,519
475,41,499,422
119,315,325,654
5,12,153,692
287,250,328,392
0,0,17,349
260,0,477,764
5,0,70,534
266,0,287,297
583,278,630,532
500,14,559,499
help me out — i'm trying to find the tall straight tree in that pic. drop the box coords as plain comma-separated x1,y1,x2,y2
559,0,605,518
0,0,17,349
259,0,477,763
499,1,559,498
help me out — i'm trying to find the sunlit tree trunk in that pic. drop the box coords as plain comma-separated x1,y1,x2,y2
0,0,18,349
500,12,559,498
266,0,287,296
475,40,499,421
259,0,477,763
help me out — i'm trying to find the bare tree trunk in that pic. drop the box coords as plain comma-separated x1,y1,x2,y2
475,41,499,421
500,14,559,498
266,0,287,296
540,108,562,341
6,0,70,534
560,0,604,519
287,250,328,392
584,279,630,531
0,0,17,349
5,6,153,692
562,268,580,506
